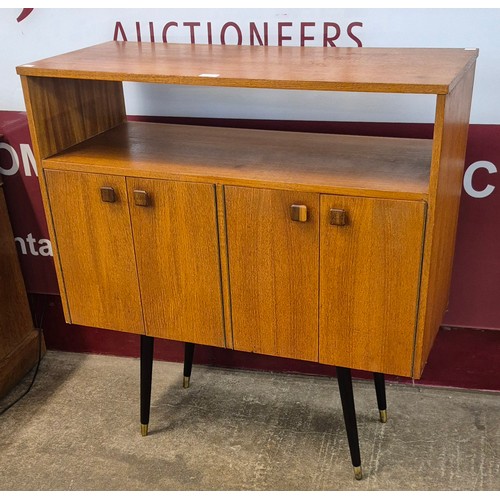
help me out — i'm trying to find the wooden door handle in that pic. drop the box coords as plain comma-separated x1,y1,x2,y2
133,190,150,207
100,186,116,203
290,204,308,222
330,208,348,226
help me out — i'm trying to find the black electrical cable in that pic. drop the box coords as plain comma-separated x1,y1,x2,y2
0,294,47,416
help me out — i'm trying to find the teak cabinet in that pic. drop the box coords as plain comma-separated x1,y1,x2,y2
17,42,477,479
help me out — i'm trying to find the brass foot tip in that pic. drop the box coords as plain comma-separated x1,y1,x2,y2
353,466,363,480
183,376,190,389
141,424,148,437
379,409,388,423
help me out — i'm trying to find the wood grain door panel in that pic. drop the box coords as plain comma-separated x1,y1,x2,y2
128,178,225,346
319,195,426,376
44,170,144,333
225,186,319,362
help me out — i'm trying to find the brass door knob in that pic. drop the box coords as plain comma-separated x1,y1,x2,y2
100,186,116,203
290,204,308,222
133,190,150,207
330,208,347,226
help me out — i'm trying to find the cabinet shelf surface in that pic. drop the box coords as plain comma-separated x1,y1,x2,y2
17,42,478,95
44,122,432,200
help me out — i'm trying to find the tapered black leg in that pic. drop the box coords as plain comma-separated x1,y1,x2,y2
336,366,362,480
140,335,154,436
183,342,195,388
373,372,387,423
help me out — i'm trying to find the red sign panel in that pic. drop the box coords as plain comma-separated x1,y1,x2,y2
0,111,58,294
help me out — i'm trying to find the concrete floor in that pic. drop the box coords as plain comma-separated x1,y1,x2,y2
0,351,498,491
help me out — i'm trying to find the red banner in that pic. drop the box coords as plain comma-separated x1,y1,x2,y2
445,125,500,330
0,111,58,294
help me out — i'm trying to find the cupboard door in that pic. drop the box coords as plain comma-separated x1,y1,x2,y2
44,170,144,333
225,186,319,362
319,195,426,376
128,178,225,347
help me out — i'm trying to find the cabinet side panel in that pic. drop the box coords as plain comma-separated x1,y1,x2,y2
44,170,144,334
319,195,426,377
0,329,42,399
225,186,319,362
21,76,125,161
20,76,125,319
413,65,476,377
128,179,225,347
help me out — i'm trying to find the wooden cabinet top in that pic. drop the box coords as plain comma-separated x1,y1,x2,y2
17,42,478,95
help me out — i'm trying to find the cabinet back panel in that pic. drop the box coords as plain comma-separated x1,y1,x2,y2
44,170,144,334
127,178,225,347
225,186,319,362
21,76,125,161
319,195,426,377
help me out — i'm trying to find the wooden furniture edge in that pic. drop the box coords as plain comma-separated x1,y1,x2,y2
412,62,476,378
1,178,43,398
41,163,430,203
216,185,234,349
16,42,478,95
20,75,127,323
0,328,44,399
